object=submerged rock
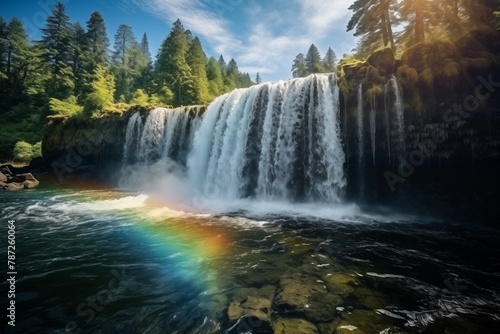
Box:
[272,317,319,334]
[273,273,343,322]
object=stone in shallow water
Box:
[336,309,399,333]
[228,296,272,322]
[351,287,391,309]
[323,273,358,296]
[273,273,343,322]
[227,285,276,330]
[272,317,319,334]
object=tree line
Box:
[0,1,255,115]
[0,1,255,161]
[291,45,337,78]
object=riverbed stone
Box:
[272,317,319,334]
[273,273,343,322]
[351,287,391,309]
[323,273,357,296]
[336,309,391,333]
[228,296,271,322]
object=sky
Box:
[1,0,357,82]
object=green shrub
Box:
[13,141,33,162]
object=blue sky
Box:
[1,0,357,82]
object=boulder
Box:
[273,273,343,323]
[0,167,40,191]
[366,48,395,76]
[272,317,319,334]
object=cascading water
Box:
[369,96,376,165]
[123,112,143,165]
[383,81,392,162]
[357,84,364,164]
[389,75,405,152]
[122,107,203,167]
[188,74,346,203]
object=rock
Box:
[351,288,391,310]
[227,286,275,330]
[225,316,274,334]
[273,273,343,322]
[0,170,40,191]
[342,62,367,82]
[323,273,357,296]
[401,40,460,74]
[0,165,13,176]
[272,317,319,334]
[2,182,23,191]
[366,48,395,76]
[336,310,390,333]
[228,296,272,323]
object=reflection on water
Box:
[1,188,500,333]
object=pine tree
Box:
[347,0,396,53]
[186,36,209,103]
[238,72,253,88]
[0,17,8,81]
[206,56,224,97]
[218,55,227,74]
[0,18,33,101]
[255,72,261,84]
[323,47,337,72]
[111,24,137,101]
[39,1,74,99]
[71,23,90,99]
[156,19,194,106]
[305,44,323,74]
[291,53,307,78]
[86,11,108,66]
[140,32,151,61]
[225,58,239,89]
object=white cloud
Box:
[130,0,242,56]
[297,0,353,36]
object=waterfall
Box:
[122,107,203,167]
[357,84,364,164]
[389,75,405,152]
[383,82,391,162]
[188,74,346,203]
[369,96,377,165]
[123,112,143,165]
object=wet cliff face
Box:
[42,108,149,185]
[339,28,500,223]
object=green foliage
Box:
[186,36,210,103]
[84,64,115,113]
[13,141,34,162]
[206,56,225,96]
[347,0,396,54]
[156,19,193,105]
[39,1,74,99]
[32,141,42,159]
[323,47,337,72]
[305,44,323,74]
[49,96,83,116]
[131,89,149,106]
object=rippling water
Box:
[1,187,500,333]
